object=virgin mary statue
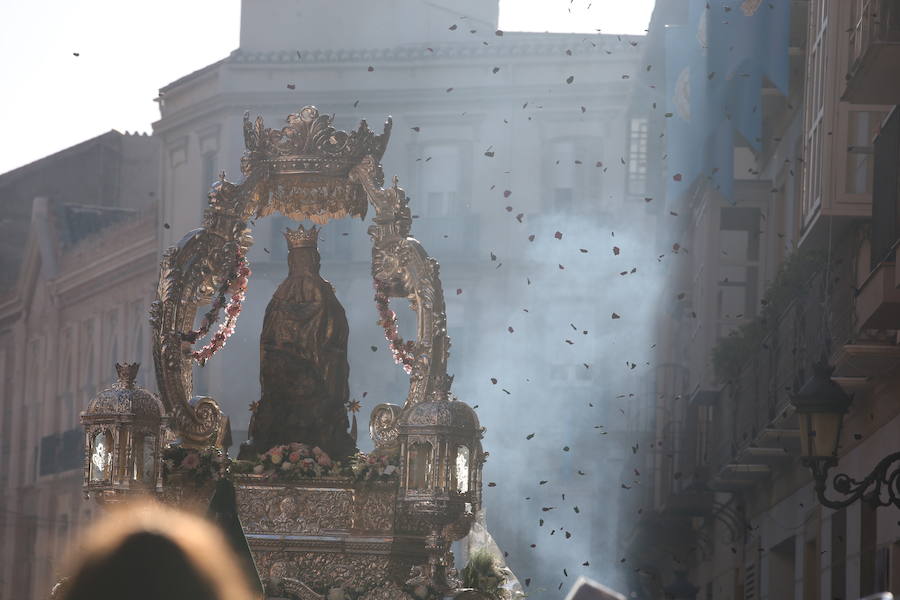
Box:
[239,224,356,461]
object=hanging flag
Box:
[664,23,703,203]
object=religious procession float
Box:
[77,104,523,600]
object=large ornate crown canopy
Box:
[239,105,392,224]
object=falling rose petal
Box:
[505,206,513,212]
[566,75,575,84]
[516,213,524,222]
[370,346,378,352]
[526,433,535,439]
[611,312,621,319]
[488,482,496,487]
[411,126,420,132]
[368,66,375,72]
[496,29,504,36]
[449,24,458,30]
[580,248,588,253]
[492,66,500,74]
[491,378,498,384]
[554,231,563,240]
[446,87,454,93]
[508,326,514,333]
[287,83,296,90]
[612,246,620,255]
[673,173,683,181]
[456,288,463,295]
[559,264,565,270]
[503,190,512,198]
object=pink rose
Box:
[316,453,332,468]
[180,453,200,470]
[301,458,316,470]
[289,451,301,463]
[269,451,283,465]
[289,443,310,457]
[312,446,323,457]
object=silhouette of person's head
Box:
[60,500,257,600]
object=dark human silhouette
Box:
[241,224,356,461]
[58,501,258,600]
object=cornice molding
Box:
[229,36,643,65]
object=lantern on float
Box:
[81,363,167,502]
[398,393,485,591]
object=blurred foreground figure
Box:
[564,576,626,600]
[58,501,258,600]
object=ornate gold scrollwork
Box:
[152,105,452,449]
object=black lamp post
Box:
[791,361,900,509]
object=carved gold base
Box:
[233,475,427,599]
[158,476,218,514]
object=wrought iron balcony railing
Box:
[845,0,900,103]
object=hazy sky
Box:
[0,0,653,174]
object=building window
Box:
[717,206,762,339]
[549,140,577,213]
[801,0,829,221]
[831,508,847,600]
[201,151,218,219]
[768,537,796,600]
[845,109,887,195]
[418,144,461,218]
[627,117,649,196]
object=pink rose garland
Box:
[184,250,251,365]
[373,279,416,373]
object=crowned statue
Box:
[239,224,357,461]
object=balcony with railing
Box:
[706,246,857,491]
[844,0,900,104]
[857,107,900,332]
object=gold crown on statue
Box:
[283,224,319,249]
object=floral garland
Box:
[162,445,227,486]
[182,250,251,365]
[249,443,337,478]
[373,279,416,373]
[230,444,400,483]
[347,451,400,483]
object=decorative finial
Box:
[283,224,319,249]
[114,363,140,388]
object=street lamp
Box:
[791,361,900,509]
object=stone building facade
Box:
[623,1,900,599]
[0,132,159,599]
